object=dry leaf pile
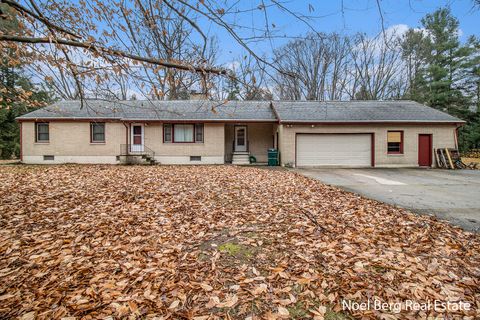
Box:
[0,165,479,319]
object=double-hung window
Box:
[35,122,49,142]
[195,124,204,142]
[90,122,106,143]
[387,131,403,154]
[163,123,204,143]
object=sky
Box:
[206,0,480,65]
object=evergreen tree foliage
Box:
[0,3,54,159]
[401,7,480,151]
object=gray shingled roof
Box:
[17,100,277,121]
[273,100,463,123]
[17,99,463,123]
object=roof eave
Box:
[16,117,123,122]
[279,120,465,124]
[16,117,278,123]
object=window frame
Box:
[35,122,50,143]
[195,123,204,143]
[387,130,404,154]
[90,122,106,143]
[163,124,172,143]
[163,123,204,143]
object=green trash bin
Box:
[268,148,278,166]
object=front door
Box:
[418,134,432,167]
[131,124,144,153]
[234,126,247,152]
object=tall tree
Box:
[0,3,53,158]
[348,32,405,100]
[273,33,351,101]
[400,29,431,102]
[462,36,480,112]
[420,7,470,117]
[457,36,480,151]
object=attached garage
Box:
[296,133,373,167]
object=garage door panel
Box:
[296,134,371,167]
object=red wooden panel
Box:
[133,135,142,144]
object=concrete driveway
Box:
[295,168,480,232]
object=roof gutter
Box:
[124,119,277,123]
[280,120,465,125]
[17,118,278,123]
[16,117,123,122]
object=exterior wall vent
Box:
[43,155,55,161]
[190,156,201,161]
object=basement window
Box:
[190,156,201,161]
[387,131,403,154]
[43,155,54,161]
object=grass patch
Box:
[287,302,309,319]
[325,308,350,320]
[218,242,253,258]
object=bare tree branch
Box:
[1,0,80,39]
[0,34,228,75]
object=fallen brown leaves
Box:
[0,165,478,319]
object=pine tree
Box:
[463,36,480,112]
[401,29,431,102]
[457,36,480,151]
[0,3,53,159]
[421,8,470,117]
[226,77,240,101]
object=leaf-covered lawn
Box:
[0,165,478,319]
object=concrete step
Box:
[232,152,250,165]
[233,155,250,160]
[232,160,250,165]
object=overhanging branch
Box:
[0,34,229,75]
[1,0,80,39]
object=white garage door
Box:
[296,134,372,167]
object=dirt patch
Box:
[0,159,20,165]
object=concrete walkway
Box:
[294,168,480,232]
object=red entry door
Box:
[418,134,432,167]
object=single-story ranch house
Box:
[16,100,464,167]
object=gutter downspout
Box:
[19,121,23,162]
[454,127,458,150]
[269,102,282,165]
[454,124,462,151]
[123,121,129,155]
[454,121,466,151]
